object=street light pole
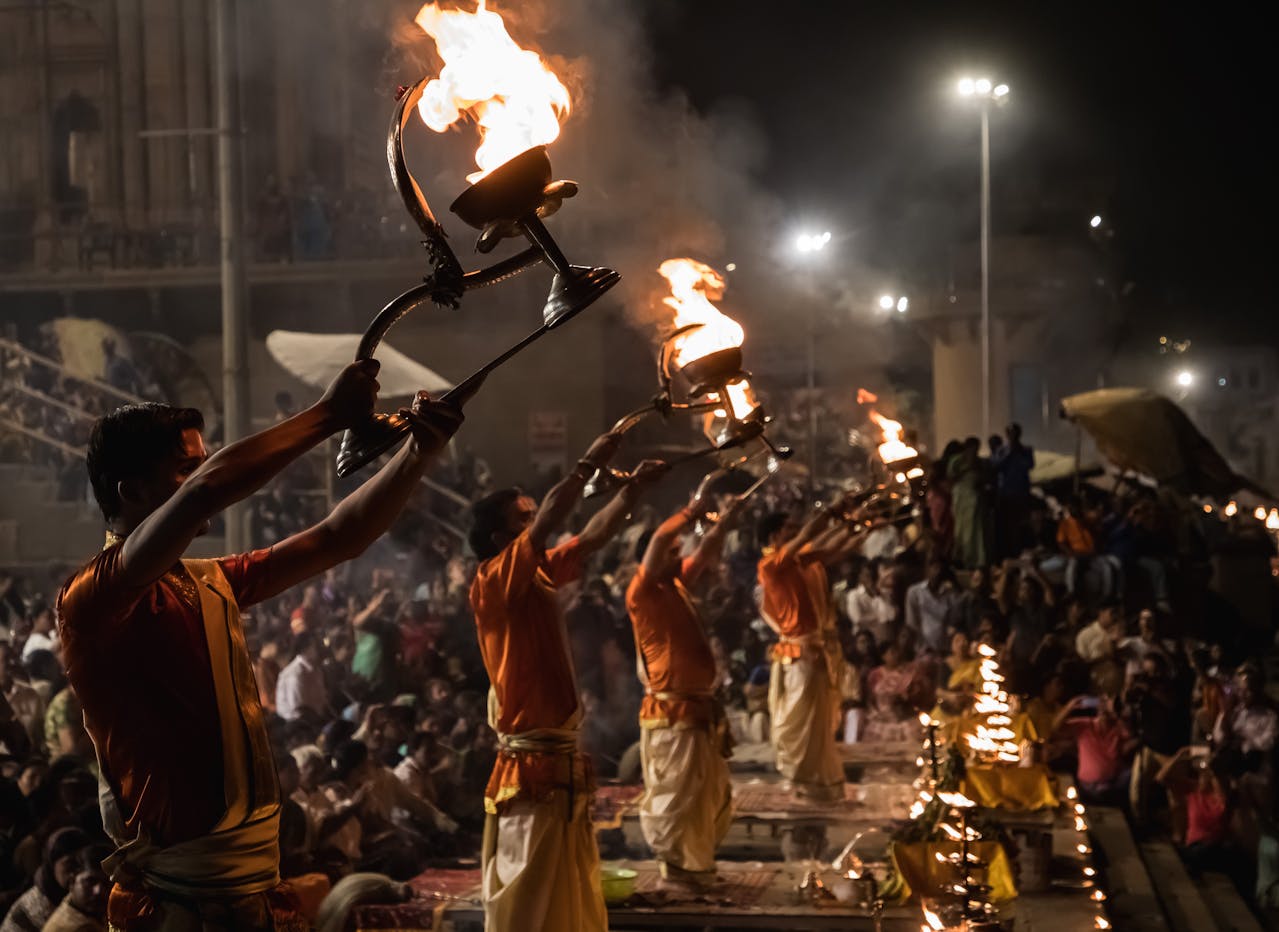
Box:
[806,305,818,494]
[979,101,991,441]
[215,0,249,553]
[793,230,831,496]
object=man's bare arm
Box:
[528,431,622,552]
[684,496,744,584]
[578,460,667,556]
[248,396,464,602]
[641,502,698,578]
[779,507,832,562]
[119,361,379,587]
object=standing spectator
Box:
[276,632,328,722]
[949,438,990,569]
[904,558,960,655]
[1124,653,1186,824]
[254,176,292,262]
[845,560,897,647]
[99,339,140,396]
[351,589,398,703]
[925,456,955,561]
[992,423,1034,559]
[1004,567,1055,690]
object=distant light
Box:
[957,77,976,97]
[725,262,737,272]
[1218,377,1227,387]
[975,78,993,95]
[879,295,895,310]
[795,231,831,254]
[1257,507,1269,522]
[1225,501,1238,517]
[1175,370,1194,388]
[896,296,909,313]
[1090,215,1103,229]
[993,83,1010,97]
[1158,336,1168,345]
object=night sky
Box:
[643,2,1275,343]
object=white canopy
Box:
[266,330,452,398]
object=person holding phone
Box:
[1053,695,1139,804]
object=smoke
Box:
[378,0,781,337]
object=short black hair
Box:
[86,403,204,521]
[757,511,790,547]
[469,487,523,561]
[293,631,321,656]
[330,739,369,782]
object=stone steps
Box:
[1139,840,1221,932]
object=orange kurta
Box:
[471,530,589,813]
[626,563,719,730]
[57,544,278,846]
[757,547,830,662]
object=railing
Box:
[0,415,85,460]
[0,337,147,407]
[0,198,421,276]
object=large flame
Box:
[414,1,571,184]
[658,258,756,422]
[868,409,919,465]
[659,259,744,366]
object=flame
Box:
[868,410,918,464]
[1255,507,1268,522]
[922,906,946,931]
[414,1,571,184]
[660,259,743,365]
[857,387,880,405]
[658,258,757,423]
[937,791,977,809]
[1225,501,1238,517]
[1268,509,1279,531]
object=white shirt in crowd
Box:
[20,630,57,660]
[905,581,960,654]
[846,585,897,646]
[1075,620,1115,663]
[275,654,326,721]
[1215,705,1279,756]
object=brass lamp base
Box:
[336,412,410,479]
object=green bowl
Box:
[600,867,637,904]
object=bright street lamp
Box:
[956,75,1009,439]
[1175,370,1194,388]
[796,230,831,254]
[1090,214,1103,229]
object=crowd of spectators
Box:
[4,404,1279,927]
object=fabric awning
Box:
[266,330,452,398]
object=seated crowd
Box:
[2,423,1279,928]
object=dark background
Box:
[642,1,1276,343]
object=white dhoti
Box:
[639,724,732,881]
[482,786,607,932]
[769,650,845,799]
